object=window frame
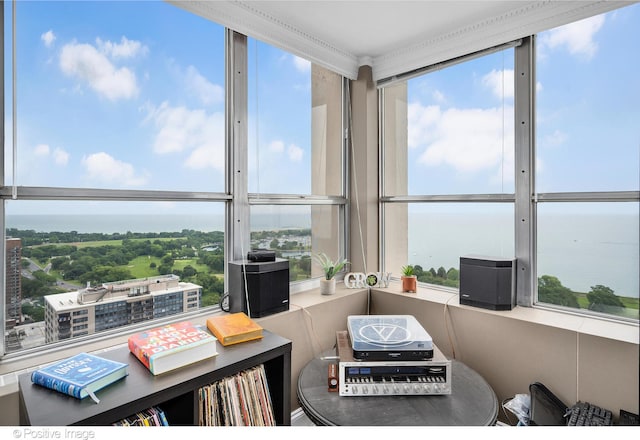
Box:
[379,33,640,322]
[0,13,348,358]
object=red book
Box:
[128,321,217,375]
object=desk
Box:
[297,351,498,426]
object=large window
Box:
[381,4,639,321]
[1,1,347,357]
[534,6,639,319]
[382,46,516,284]
[247,39,347,282]
[2,1,227,355]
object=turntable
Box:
[347,315,433,361]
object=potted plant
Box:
[313,252,348,295]
[401,265,417,293]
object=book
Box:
[206,312,263,347]
[128,321,218,375]
[30,352,128,404]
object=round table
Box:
[297,351,498,426]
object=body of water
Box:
[6,213,638,298]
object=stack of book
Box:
[198,364,275,426]
[112,406,169,426]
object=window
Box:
[1,2,348,357]
[380,4,639,322]
[247,39,347,282]
[381,46,516,283]
[2,1,228,355]
[534,5,640,320]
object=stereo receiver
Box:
[336,330,451,397]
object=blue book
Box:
[31,352,128,404]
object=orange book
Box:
[206,312,263,347]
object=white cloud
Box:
[81,152,148,186]
[482,69,514,100]
[34,144,50,156]
[53,148,70,165]
[269,140,285,153]
[288,143,303,162]
[33,144,69,166]
[59,42,139,101]
[292,55,311,73]
[144,101,225,171]
[184,66,224,106]
[409,102,514,178]
[539,14,605,60]
[407,102,441,149]
[96,36,148,59]
[41,30,56,48]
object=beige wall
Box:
[369,287,640,421]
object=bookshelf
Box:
[18,330,292,426]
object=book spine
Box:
[128,339,153,372]
[31,371,82,399]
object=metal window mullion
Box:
[381,194,516,203]
[227,30,249,264]
[535,191,640,203]
[514,36,535,307]
[247,193,347,205]
[0,186,231,201]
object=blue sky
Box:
[4,0,312,199]
[3,1,639,214]
[406,4,639,196]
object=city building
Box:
[44,275,201,343]
[5,238,22,328]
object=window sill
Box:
[371,282,639,345]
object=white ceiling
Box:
[171,1,633,81]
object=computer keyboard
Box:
[565,401,613,426]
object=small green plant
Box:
[313,252,348,280]
[401,265,415,277]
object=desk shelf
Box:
[19,330,291,426]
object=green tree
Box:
[538,275,579,308]
[446,268,459,281]
[587,285,625,313]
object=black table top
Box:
[297,350,498,426]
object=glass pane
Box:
[536,4,640,192]
[5,200,225,352]
[537,202,639,320]
[384,203,514,286]
[250,204,343,281]
[383,48,515,196]
[248,39,343,195]
[9,1,225,192]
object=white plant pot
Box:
[320,278,336,295]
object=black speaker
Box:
[459,255,516,310]
[228,258,290,318]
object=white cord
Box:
[239,220,251,317]
[346,80,367,275]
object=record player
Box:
[347,315,433,361]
